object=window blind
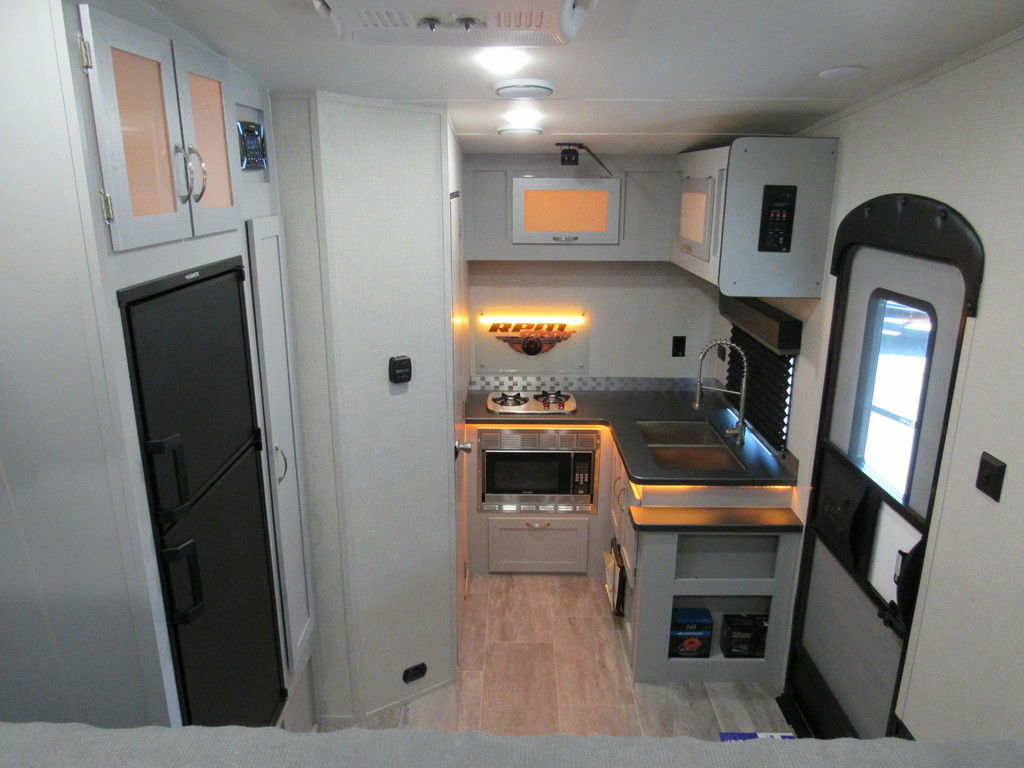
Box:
[724,325,795,453]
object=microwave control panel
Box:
[572,453,592,496]
[757,184,797,252]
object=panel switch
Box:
[975,451,1006,502]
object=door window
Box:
[851,293,935,500]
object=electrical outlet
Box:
[672,336,686,357]
[976,452,1006,502]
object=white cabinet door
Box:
[81,6,192,250]
[173,41,240,237]
[488,516,589,573]
[80,7,238,250]
[247,215,314,679]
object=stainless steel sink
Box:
[648,445,745,471]
[636,420,722,446]
[635,420,746,471]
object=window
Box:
[851,293,935,500]
[725,326,795,453]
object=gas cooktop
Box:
[486,390,578,415]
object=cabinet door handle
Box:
[187,145,208,203]
[174,144,195,203]
[525,521,552,529]
[612,476,623,513]
[274,444,289,484]
[552,235,579,242]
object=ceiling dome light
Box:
[497,125,543,136]
[494,78,555,98]
[818,65,869,81]
[503,107,543,127]
[476,47,530,75]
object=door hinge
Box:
[78,35,93,72]
[99,190,114,224]
[254,427,264,451]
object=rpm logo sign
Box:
[487,321,577,356]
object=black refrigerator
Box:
[119,257,285,726]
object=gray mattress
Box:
[1,723,1022,768]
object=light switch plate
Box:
[976,451,1006,502]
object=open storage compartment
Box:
[675,534,779,579]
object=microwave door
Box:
[485,451,573,497]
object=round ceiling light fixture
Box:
[476,47,530,75]
[497,125,543,135]
[818,65,869,81]
[494,78,555,99]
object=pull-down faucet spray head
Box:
[693,339,749,445]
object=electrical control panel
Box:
[237,121,267,170]
[758,185,797,252]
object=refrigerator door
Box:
[120,258,284,726]
[123,265,258,511]
[161,444,283,725]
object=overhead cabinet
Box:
[464,154,679,261]
[512,177,621,244]
[673,137,838,297]
[80,6,240,251]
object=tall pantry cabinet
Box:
[272,92,460,721]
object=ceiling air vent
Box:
[333,0,597,46]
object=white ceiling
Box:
[154,0,1024,154]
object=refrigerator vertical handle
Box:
[146,434,192,517]
[161,539,205,624]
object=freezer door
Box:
[123,265,258,509]
[160,445,283,725]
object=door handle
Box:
[552,235,579,242]
[454,441,473,460]
[525,521,551,529]
[174,144,195,203]
[161,539,205,624]
[274,444,289,483]
[186,145,208,203]
[146,434,191,523]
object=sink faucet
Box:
[693,339,748,445]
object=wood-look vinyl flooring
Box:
[349,573,791,738]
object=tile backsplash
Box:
[469,375,689,392]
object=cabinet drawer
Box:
[488,516,589,573]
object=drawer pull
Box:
[525,521,552,529]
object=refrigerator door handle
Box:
[162,539,206,624]
[146,433,191,509]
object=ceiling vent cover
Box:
[333,0,597,45]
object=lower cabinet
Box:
[627,528,801,687]
[488,516,589,573]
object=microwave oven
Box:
[478,428,599,514]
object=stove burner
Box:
[493,392,528,407]
[534,390,570,404]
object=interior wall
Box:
[0,0,163,726]
[776,29,1024,740]
[468,261,719,379]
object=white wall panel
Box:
[469,261,718,378]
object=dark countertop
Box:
[465,388,796,487]
[628,505,802,532]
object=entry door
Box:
[787,195,983,737]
